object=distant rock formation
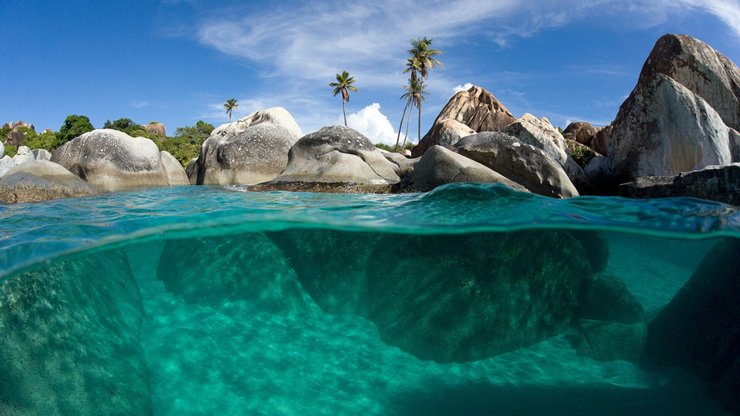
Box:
[190,107,302,185]
[563,122,601,146]
[597,34,740,187]
[144,122,166,137]
[52,129,189,191]
[411,85,516,157]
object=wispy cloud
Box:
[129,100,150,109]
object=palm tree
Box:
[404,37,442,142]
[224,98,238,122]
[395,75,424,151]
[329,70,359,127]
[406,77,427,149]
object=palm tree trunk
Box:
[418,102,422,144]
[395,100,410,151]
[403,104,413,149]
[342,100,347,127]
[228,111,232,122]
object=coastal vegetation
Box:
[329,70,358,127]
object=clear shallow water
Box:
[0,184,738,415]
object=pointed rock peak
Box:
[435,85,515,131]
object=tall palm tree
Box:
[329,71,359,127]
[224,98,238,122]
[407,77,427,149]
[404,37,442,142]
[396,76,425,151]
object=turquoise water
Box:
[0,184,738,415]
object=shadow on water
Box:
[384,379,730,416]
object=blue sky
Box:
[1,0,739,145]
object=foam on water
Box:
[0,184,738,415]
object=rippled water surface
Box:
[0,184,738,415]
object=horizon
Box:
[2,0,739,145]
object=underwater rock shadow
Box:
[384,378,731,416]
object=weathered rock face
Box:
[0,249,151,415]
[454,132,579,198]
[193,107,302,185]
[379,150,419,178]
[5,130,24,147]
[563,122,601,146]
[0,156,15,177]
[618,163,740,205]
[270,125,400,186]
[51,129,188,192]
[12,146,34,165]
[578,274,644,324]
[644,238,740,414]
[403,145,527,193]
[606,74,734,183]
[503,114,590,192]
[412,85,516,157]
[0,140,4,158]
[0,160,94,204]
[32,148,51,161]
[144,122,166,137]
[640,34,740,132]
[577,319,646,362]
[410,119,475,156]
[159,151,189,186]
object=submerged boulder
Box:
[263,125,399,191]
[644,238,740,414]
[454,132,579,198]
[0,249,151,415]
[192,107,302,185]
[51,129,189,191]
[0,160,94,204]
[269,228,599,363]
[403,145,527,193]
[412,85,516,157]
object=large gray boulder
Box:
[192,107,302,185]
[12,146,34,165]
[605,74,734,183]
[159,151,189,186]
[403,145,527,192]
[32,149,51,161]
[618,163,740,205]
[0,249,151,415]
[644,238,740,414]
[454,132,579,198]
[0,160,94,204]
[0,156,15,177]
[412,85,516,157]
[269,125,400,186]
[641,34,740,132]
[51,129,188,192]
[503,114,590,192]
[379,150,419,178]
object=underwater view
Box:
[0,184,738,415]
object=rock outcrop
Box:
[454,132,579,198]
[191,107,302,185]
[644,238,740,414]
[159,151,189,186]
[402,145,527,192]
[12,146,34,165]
[51,129,189,192]
[503,114,590,192]
[144,122,166,137]
[263,126,399,190]
[0,249,152,415]
[597,34,740,187]
[412,86,516,157]
[618,163,740,205]
[0,160,94,204]
[563,122,601,146]
[32,148,51,161]
[0,156,15,177]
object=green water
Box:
[0,184,738,415]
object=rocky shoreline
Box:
[1,33,738,205]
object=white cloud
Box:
[347,103,405,146]
[129,100,150,109]
[453,83,474,93]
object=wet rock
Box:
[454,132,579,198]
[412,85,516,157]
[577,319,647,362]
[619,163,740,205]
[0,250,151,415]
[51,129,188,192]
[0,160,94,204]
[193,107,302,185]
[644,238,740,414]
[402,145,527,193]
[578,273,644,324]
